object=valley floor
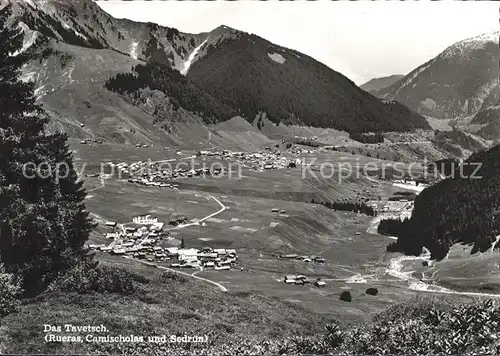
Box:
[75,139,500,314]
[3,139,498,354]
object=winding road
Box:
[136,260,228,292]
[169,195,227,230]
[85,169,230,292]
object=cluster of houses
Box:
[168,247,239,270]
[128,178,180,189]
[283,275,326,287]
[196,149,300,171]
[120,160,224,185]
[88,215,238,270]
[278,254,326,264]
[80,138,103,145]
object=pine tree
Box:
[0,6,95,295]
[180,237,185,249]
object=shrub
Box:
[157,271,187,284]
[49,258,145,295]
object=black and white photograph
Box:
[0,0,499,354]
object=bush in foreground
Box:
[276,298,500,355]
[48,258,148,295]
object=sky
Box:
[96,0,499,85]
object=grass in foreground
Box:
[0,259,333,355]
[1,259,499,355]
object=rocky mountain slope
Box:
[2,0,430,147]
[376,32,499,121]
[360,74,404,93]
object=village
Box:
[93,148,308,188]
[88,214,239,271]
[196,149,301,171]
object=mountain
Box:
[360,74,404,93]
[470,106,500,141]
[376,32,499,121]
[1,0,430,147]
[183,30,430,132]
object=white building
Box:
[133,215,158,224]
[178,248,199,263]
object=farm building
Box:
[149,222,165,231]
[165,247,179,256]
[178,248,199,264]
[105,221,117,227]
[133,215,158,225]
[215,265,230,271]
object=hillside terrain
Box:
[373,32,499,144]
[0,0,430,149]
[360,74,404,93]
[185,31,429,132]
[2,258,500,355]
[1,2,500,353]
[376,32,499,121]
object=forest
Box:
[378,144,500,259]
[348,132,384,144]
[313,199,375,216]
[105,61,238,124]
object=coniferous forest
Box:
[0,8,95,295]
[106,33,430,133]
[378,144,500,260]
[105,61,238,124]
[348,132,384,144]
[186,34,431,132]
[314,200,375,216]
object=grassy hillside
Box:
[2,258,499,355]
[0,257,333,355]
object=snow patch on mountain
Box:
[468,78,499,113]
[440,31,499,60]
[181,39,207,75]
[268,52,286,64]
[130,41,139,60]
[12,22,38,56]
[19,70,37,83]
[395,62,432,96]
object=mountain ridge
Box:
[2,0,430,146]
[360,74,404,93]
[374,31,499,122]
